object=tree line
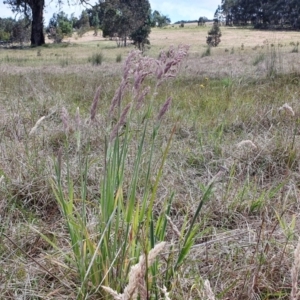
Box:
[217,0,300,29]
[2,0,171,48]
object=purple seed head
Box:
[90,86,101,121]
[110,103,131,141]
[157,97,172,121]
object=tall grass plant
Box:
[47,45,211,299]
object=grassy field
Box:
[1,24,300,299]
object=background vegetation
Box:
[219,0,300,28]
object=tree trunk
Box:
[30,0,45,46]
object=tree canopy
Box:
[150,10,171,27]
[46,12,73,43]
[96,0,151,47]
[198,16,208,26]
[220,0,300,29]
[206,20,221,47]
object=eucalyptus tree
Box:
[3,0,89,46]
[100,0,150,46]
[151,10,171,27]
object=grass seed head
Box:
[101,286,123,300]
[166,215,181,238]
[109,79,127,116]
[90,86,101,121]
[121,242,167,300]
[236,139,257,149]
[278,103,295,116]
[160,286,171,300]
[157,97,172,121]
[61,107,69,133]
[203,279,216,300]
[110,103,131,141]
[29,116,46,136]
[136,86,151,109]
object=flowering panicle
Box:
[278,103,295,116]
[108,45,189,118]
[157,97,172,121]
[158,50,168,64]
[29,116,46,136]
[136,86,151,110]
[166,215,181,238]
[155,66,164,81]
[90,86,101,121]
[203,280,216,300]
[102,242,167,300]
[61,107,69,133]
[123,50,140,80]
[110,103,131,141]
[109,79,128,116]
[160,286,171,300]
[101,286,122,300]
[133,70,151,91]
[156,44,190,83]
[132,56,155,89]
[163,60,177,75]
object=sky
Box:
[0,0,221,24]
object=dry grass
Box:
[2,24,300,65]
[1,23,300,299]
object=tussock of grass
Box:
[88,52,104,65]
[253,52,265,65]
[116,53,122,63]
[201,46,211,57]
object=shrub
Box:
[47,13,73,44]
[206,21,221,47]
[0,30,11,42]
